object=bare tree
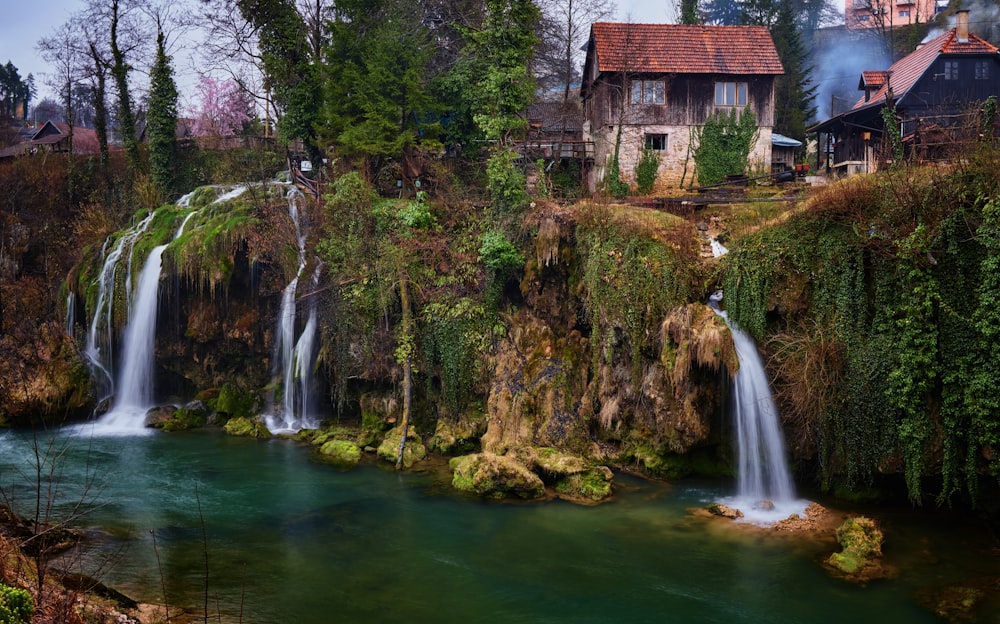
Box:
[37,22,87,199]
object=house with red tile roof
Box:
[810,10,1000,175]
[580,22,784,191]
[0,120,101,159]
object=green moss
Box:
[377,426,427,468]
[826,516,884,576]
[158,406,207,432]
[223,416,271,439]
[554,467,614,502]
[318,440,362,465]
[214,384,258,420]
[449,453,545,500]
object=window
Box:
[714,81,748,106]
[975,60,990,80]
[944,60,959,80]
[645,134,667,150]
[631,80,665,105]
[898,9,910,17]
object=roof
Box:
[852,29,999,110]
[772,133,803,147]
[859,71,888,89]
[588,22,784,75]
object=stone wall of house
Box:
[588,123,774,192]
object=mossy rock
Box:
[148,401,208,432]
[223,416,271,439]
[311,425,361,447]
[449,453,545,500]
[530,447,589,477]
[318,440,362,466]
[213,384,258,421]
[554,466,614,502]
[826,516,884,577]
[428,417,485,455]
[377,426,427,468]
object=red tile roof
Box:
[590,22,784,75]
[860,71,888,88]
[852,29,999,110]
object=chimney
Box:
[956,9,970,43]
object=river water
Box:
[1,429,996,623]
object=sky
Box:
[0,0,676,107]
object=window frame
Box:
[975,60,990,80]
[645,133,668,151]
[631,79,666,105]
[943,60,959,80]
[714,81,748,107]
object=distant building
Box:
[845,0,947,30]
[0,120,100,160]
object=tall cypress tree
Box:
[147,27,178,195]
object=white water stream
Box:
[710,240,807,524]
[264,187,321,433]
[84,210,198,435]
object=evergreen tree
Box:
[770,0,816,147]
[323,0,440,170]
[148,27,178,195]
[238,0,323,164]
[678,0,701,24]
[463,0,540,219]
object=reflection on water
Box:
[0,430,997,623]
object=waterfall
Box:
[86,210,197,435]
[710,241,806,524]
[84,212,157,403]
[264,188,320,433]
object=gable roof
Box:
[859,70,888,90]
[852,29,999,110]
[588,23,784,76]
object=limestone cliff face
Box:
[480,210,733,472]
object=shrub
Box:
[635,148,661,194]
[0,584,33,624]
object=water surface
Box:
[1,430,996,623]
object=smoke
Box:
[810,28,892,120]
[922,0,1000,44]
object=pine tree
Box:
[770,0,816,148]
[147,27,178,195]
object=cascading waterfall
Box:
[264,187,321,433]
[710,240,806,523]
[84,212,157,403]
[87,210,198,435]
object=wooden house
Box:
[580,22,784,191]
[810,10,1000,175]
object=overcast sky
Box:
[1,0,676,107]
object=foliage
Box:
[534,159,549,198]
[421,297,492,415]
[576,203,699,379]
[324,0,442,163]
[601,155,629,198]
[486,151,529,219]
[238,0,322,162]
[0,584,33,624]
[635,148,661,195]
[397,191,436,229]
[0,61,33,121]
[768,0,816,148]
[148,29,179,195]
[881,104,904,167]
[723,153,1000,504]
[693,107,759,186]
[479,230,524,274]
